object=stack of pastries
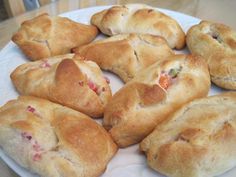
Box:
[0,3,236,177]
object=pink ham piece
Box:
[39,60,51,68]
[21,132,32,141]
[33,153,42,161]
[88,80,98,94]
[26,105,35,113]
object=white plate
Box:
[0,5,232,177]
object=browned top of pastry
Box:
[91,4,185,49]
[12,13,98,60]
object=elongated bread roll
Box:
[0,96,117,177]
[141,92,236,177]
[103,54,210,147]
[91,4,185,49]
[12,13,98,60]
[73,33,174,82]
[10,54,111,118]
[187,21,236,90]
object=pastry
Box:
[12,13,98,61]
[91,4,185,49]
[10,54,111,118]
[0,96,117,177]
[141,92,236,177]
[187,20,236,90]
[103,54,210,147]
[73,33,174,82]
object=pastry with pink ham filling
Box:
[0,96,117,177]
[103,54,210,147]
[10,54,112,118]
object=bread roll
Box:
[187,21,236,90]
[12,13,98,61]
[73,33,174,82]
[103,54,210,147]
[10,54,111,118]
[141,92,236,177]
[0,96,117,177]
[91,4,185,49]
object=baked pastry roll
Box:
[103,54,210,147]
[187,21,236,90]
[10,54,111,118]
[140,92,236,177]
[0,96,117,177]
[12,13,98,61]
[73,33,174,82]
[91,4,185,49]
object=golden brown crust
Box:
[0,96,117,177]
[10,54,111,118]
[140,92,236,177]
[186,20,236,90]
[91,4,185,49]
[103,54,210,147]
[73,33,174,82]
[12,13,98,61]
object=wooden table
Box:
[0,0,235,176]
